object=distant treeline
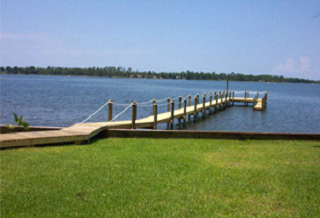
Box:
[1,66,319,84]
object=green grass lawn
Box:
[1,138,320,217]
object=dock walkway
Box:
[1,91,267,148]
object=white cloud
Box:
[273,56,319,80]
[300,56,311,71]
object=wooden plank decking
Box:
[0,95,266,148]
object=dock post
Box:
[178,96,182,125]
[223,91,226,109]
[196,93,199,117]
[171,100,174,129]
[214,91,217,113]
[218,91,221,111]
[265,91,268,106]
[183,98,187,127]
[194,96,197,121]
[209,92,212,114]
[167,97,170,129]
[132,101,137,129]
[153,103,157,129]
[152,99,156,116]
[225,90,228,107]
[188,95,191,120]
[232,91,234,105]
[202,93,206,118]
[244,91,247,106]
[108,99,113,121]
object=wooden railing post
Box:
[131,101,137,129]
[170,100,174,129]
[214,91,217,112]
[178,96,182,125]
[152,99,156,116]
[222,91,226,109]
[108,99,113,121]
[202,93,206,118]
[167,97,170,129]
[194,96,197,121]
[183,98,187,127]
[232,91,234,105]
[209,92,212,114]
[264,91,268,109]
[153,103,157,129]
[218,91,222,110]
[196,93,199,117]
[188,95,191,120]
[226,90,228,107]
[244,91,247,106]
[265,91,268,105]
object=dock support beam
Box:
[132,101,137,129]
[167,97,170,129]
[194,97,197,121]
[202,93,206,118]
[108,99,113,121]
[232,91,234,105]
[209,92,212,114]
[153,103,157,129]
[183,98,187,127]
[188,95,191,120]
[218,91,222,110]
[171,100,174,129]
[196,93,199,117]
[214,92,217,113]
[178,96,182,125]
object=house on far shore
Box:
[152,75,157,79]
[176,75,181,80]
[129,74,142,79]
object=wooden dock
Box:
[0,91,267,148]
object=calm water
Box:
[1,74,319,133]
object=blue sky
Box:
[1,0,320,80]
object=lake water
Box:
[1,74,319,133]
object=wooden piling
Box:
[152,99,156,116]
[219,91,222,110]
[171,100,174,129]
[245,91,247,105]
[209,92,212,114]
[153,103,157,129]
[183,98,187,127]
[108,99,113,121]
[131,101,137,129]
[188,95,191,120]
[223,91,226,109]
[196,93,199,117]
[202,93,206,118]
[232,91,234,105]
[194,97,197,121]
[214,92,217,112]
[178,96,182,125]
[167,97,170,129]
[265,91,268,106]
